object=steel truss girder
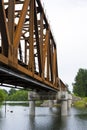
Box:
[0,0,66,91]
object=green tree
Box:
[8,88,16,95]
[73,68,87,97]
[7,89,28,101]
[0,89,5,102]
[2,89,8,99]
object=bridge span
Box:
[0,0,72,116]
[0,0,66,92]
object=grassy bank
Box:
[73,97,87,109]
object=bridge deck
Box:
[0,56,58,92]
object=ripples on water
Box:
[0,105,87,130]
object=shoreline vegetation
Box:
[1,100,60,107]
[1,101,44,107]
[1,95,87,109]
[73,96,87,109]
[1,88,87,109]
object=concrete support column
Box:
[61,91,68,116]
[67,94,72,109]
[28,91,36,116]
[61,100,67,116]
[67,99,72,109]
[49,100,54,108]
[29,100,35,116]
[56,91,61,100]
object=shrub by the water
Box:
[74,97,87,108]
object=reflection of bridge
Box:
[0,0,72,116]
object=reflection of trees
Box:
[0,108,3,129]
[77,114,87,120]
[0,109,2,117]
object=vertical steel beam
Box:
[42,30,49,79]
[47,29,50,81]
[53,48,55,85]
[8,0,15,44]
[50,40,53,83]
[28,0,34,73]
[55,49,57,87]
[0,0,10,57]
[53,48,57,86]
[40,13,44,78]
[8,0,15,63]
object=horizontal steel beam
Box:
[0,65,58,92]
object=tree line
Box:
[0,88,28,102]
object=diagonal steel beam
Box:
[13,0,31,48]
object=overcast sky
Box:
[42,0,87,91]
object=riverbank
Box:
[73,97,87,109]
[1,101,43,107]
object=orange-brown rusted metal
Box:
[0,0,66,91]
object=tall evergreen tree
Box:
[73,68,87,97]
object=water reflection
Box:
[77,114,87,120]
[29,116,35,130]
[34,108,61,130]
[0,105,87,130]
[0,109,2,118]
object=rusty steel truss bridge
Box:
[0,0,66,92]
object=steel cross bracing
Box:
[0,0,66,92]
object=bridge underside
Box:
[0,0,66,92]
[0,63,58,92]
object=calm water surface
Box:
[0,104,87,130]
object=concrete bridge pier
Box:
[56,91,68,116]
[28,91,37,116]
[29,100,35,116]
[67,94,72,109]
[60,91,68,116]
[61,99,67,116]
[49,100,54,108]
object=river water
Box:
[0,104,87,130]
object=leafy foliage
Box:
[7,89,28,101]
[8,88,16,96]
[73,97,87,108]
[0,89,5,102]
[0,88,28,101]
[73,68,87,97]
